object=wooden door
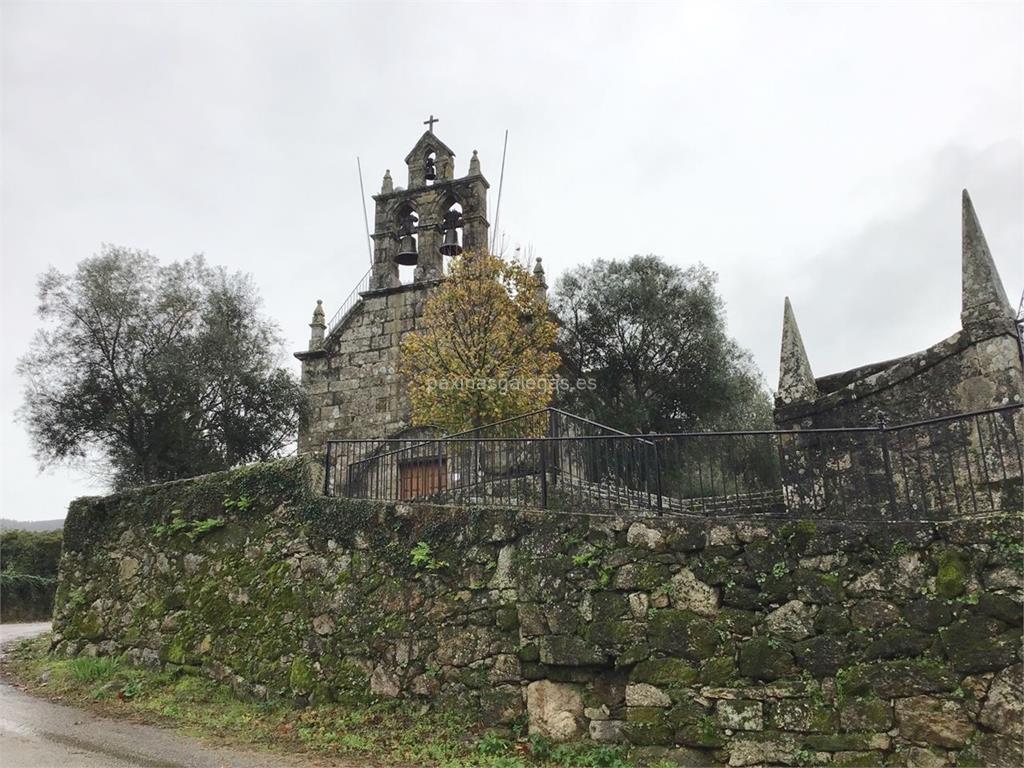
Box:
[399,458,448,499]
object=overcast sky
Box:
[2,1,1022,522]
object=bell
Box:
[439,227,462,257]
[424,157,436,181]
[396,234,418,266]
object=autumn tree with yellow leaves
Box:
[400,250,561,434]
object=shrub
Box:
[1,529,62,622]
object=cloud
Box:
[774,141,1023,380]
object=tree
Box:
[400,250,561,434]
[17,246,303,489]
[553,255,771,433]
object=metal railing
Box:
[325,267,372,339]
[324,405,1023,521]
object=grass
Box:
[2,634,661,768]
[68,656,123,683]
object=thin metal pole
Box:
[540,439,549,509]
[490,129,508,253]
[878,417,898,519]
[357,156,373,266]
[655,440,664,513]
[323,442,331,496]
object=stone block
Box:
[669,568,719,617]
[589,719,625,742]
[624,706,673,746]
[715,699,763,731]
[904,746,948,768]
[626,522,665,551]
[940,619,1019,674]
[850,600,900,630]
[768,698,836,733]
[978,664,1023,736]
[537,635,607,666]
[648,610,719,661]
[765,599,816,641]
[526,680,584,741]
[895,695,973,748]
[626,683,672,708]
[727,733,798,766]
[737,637,795,682]
[839,697,893,732]
[631,658,699,688]
[613,562,669,591]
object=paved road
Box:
[0,623,356,768]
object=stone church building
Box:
[295,123,1021,523]
[295,124,511,455]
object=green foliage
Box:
[222,495,253,512]
[401,249,561,433]
[890,539,910,556]
[477,732,511,756]
[571,549,598,568]
[697,714,718,740]
[68,655,122,682]
[410,541,448,571]
[1,529,62,622]
[1,529,62,575]
[992,526,1024,558]
[528,733,553,761]
[571,543,611,589]
[17,246,303,489]
[794,749,815,766]
[152,509,225,542]
[553,255,771,433]
[552,744,629,767]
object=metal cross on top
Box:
[423,114,439,133]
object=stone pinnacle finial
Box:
[533,258,547,302]
[381,170,393,194]
[777,297,817,404]
[309,299,326,351]
[469,150,481,176]
[533,257,547,286]
[961,189,1013,327]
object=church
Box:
[295,121,1022,519]
[294,121,528,455]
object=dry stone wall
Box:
[53,459,1023,766]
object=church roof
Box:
[404,131,456,164]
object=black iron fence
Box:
[323,405,1023,521]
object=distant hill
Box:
[0,518,64,532]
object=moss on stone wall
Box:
[51,460,1024,766]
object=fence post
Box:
[323,442,331,496]
[878,417,898,519]
[655,439,664,513]
[539,436,549,509]
[436,439,444,500]
[548,409,559,491]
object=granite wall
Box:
[775,190,1023,430]
[53,459,1023,766]
[295,282,435,455]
